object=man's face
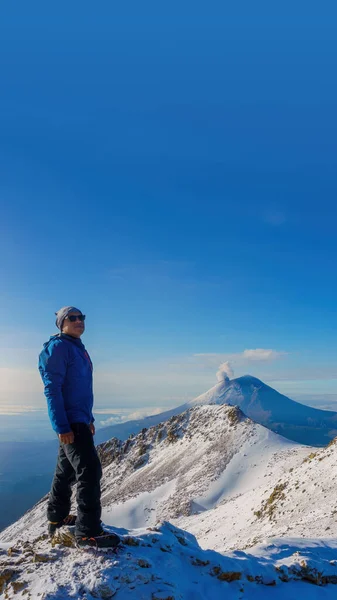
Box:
[62,310,85,338]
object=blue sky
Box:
[1,1,337,417]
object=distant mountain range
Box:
[96,374,337,447]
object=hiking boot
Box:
[48,515,77,536]
[76,529,120,549]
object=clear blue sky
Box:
[1,1,337,412]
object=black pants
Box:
[47,423,102,537]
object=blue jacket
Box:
[38,334,94,434]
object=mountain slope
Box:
[0,404,309,544]
[2,405,337,597]
[2,372,335,534]
[177,432,337,554]
[98,405,308,530]
[5,401,337,556]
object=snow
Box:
[176,434,337,555]
[101,479,177,529]
[0,542,12,550]
[193,427,295,510]
[2,391,337,597]
[1,523,337,598]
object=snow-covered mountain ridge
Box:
[1,404,309,546]
[1,373,333,536]
[97,404,309,530]
[2,401,337,597]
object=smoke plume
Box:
[216,361,234,382]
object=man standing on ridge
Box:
[38,306,120,549]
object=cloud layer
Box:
[195,348,286,368]
[99,407,166,427]
[0,347,287,409]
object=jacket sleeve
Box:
[38,341,71,434]
[87,352,95,424]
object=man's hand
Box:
[89,422,95,436]
[58,431,74,444]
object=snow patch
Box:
[102,479,177,529]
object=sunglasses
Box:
[67,314,86,322]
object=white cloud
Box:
[194,349,286,366]
[99,414,130,427]
[127,407,166,420]
[242,349,286,361]
[99,407,166,427]
[94,408,131,415]
[0,405,42,416]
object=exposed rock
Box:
[254,482,288,520]
[92,582,117,598]
[210,566,241,581]
[137,559,151,568]
[0,568,19,594]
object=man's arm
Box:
[38,341,73,441]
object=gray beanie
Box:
[55,306,82,330]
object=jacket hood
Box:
[43,333,85,350]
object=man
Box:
[38,306,120,549]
